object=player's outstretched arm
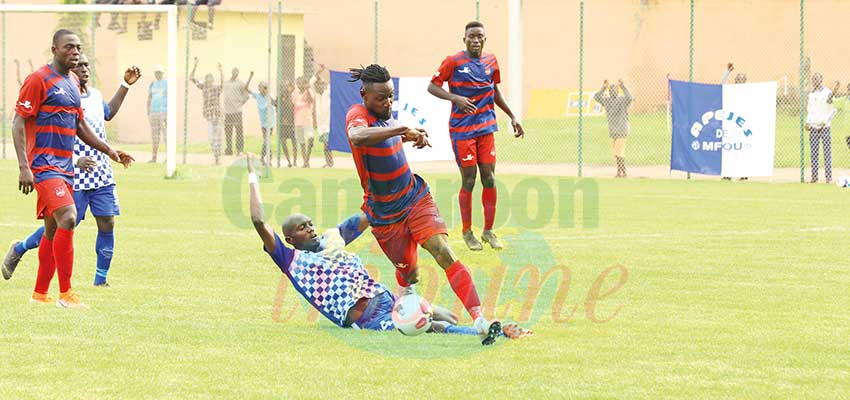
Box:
[244,71,254,92]
[11,115,34,195]
[349,126,430,149]
[106,65,142,121]
[494,85,525,138]
[247,154,276,251]
[77,119,134,168]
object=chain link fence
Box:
[2,0,848,183]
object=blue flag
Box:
[670,79,777,177]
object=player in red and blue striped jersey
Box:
[10,29,133,308]
[345,64,519,345]
[428,21,525,251]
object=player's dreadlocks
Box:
[348,64,391,87]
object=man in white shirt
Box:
[805,72,836,183]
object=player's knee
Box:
[481,174,496,188]
[57,212,77,230]
[96,216,115,232]
[461,175,476,191]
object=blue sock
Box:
[15,226,45,255]
[443,325,479,336]
[94,231,114,285]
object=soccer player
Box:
[244,155,532,338]
[3,53,141,288]
[428,21,525,251]
[345,64,522,345]
[7,29,133,308]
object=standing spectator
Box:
[222,67,251,155]
[805,72,836,184]
[278,80,296,168]
[292,76,316,168]
[250,81,277,166]
[147,64,167,163]
[594,79,632,178]
[190,57,224,165]
[311,64,332,167]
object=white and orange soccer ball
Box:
[391,293,433,336]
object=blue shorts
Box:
[352,290,396,331]
[74,184,120,222]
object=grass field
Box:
[103,112,850,168]
[1,159,849,398]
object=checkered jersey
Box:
[74,88,114,191]
[265,223,386,327]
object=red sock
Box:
[34,236,56,294]
[445,260,482,320]
[482,187,497,231]
[459,188,472,232]
[53,228,75,293]
[395,269,410,288]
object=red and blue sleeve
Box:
[430,56,455,86]
[492,57,501,85]
[345,106,370,135]
[15,74,45,119]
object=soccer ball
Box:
[391,293,433,336]
[836,176,850,188]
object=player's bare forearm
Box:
[106,86,130,121]
[348,126,407,147]
[11,115,29,170]
[248,164,276,251]
[493,85,516,120]
[427,82,455,101]
[77,119,115,157]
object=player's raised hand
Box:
[451,95,477,114]
[18,168,34,195]
[124,65,142,85]
[76,156,97,172]
[511,119,525,138]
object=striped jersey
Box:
[345,104,429,226]
[16,64,83,185]
[431,51,501,140]
[74,87,115,191]
[264,215,388,327]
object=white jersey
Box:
[73,87,115,191]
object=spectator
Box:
[292,76,316,168]
[805,72,836,184]
[190,57,224,165]
[311,64,332,168]
[594,79,632,178]
[278,80,296,168]
[147,64,168,163]
[250,80,277,166]
[223,67,252,155]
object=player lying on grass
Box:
[246,155,531,340]
[4,53,140,288]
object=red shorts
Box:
[371,193,447,270]
[452,133,496,168]
[35,178,75,219]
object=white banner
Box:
[395,77,455,162]
[720,81,777,177]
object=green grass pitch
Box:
[0,160,848,398]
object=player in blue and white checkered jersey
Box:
[246,155,502,336]
[3,54,140,287]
